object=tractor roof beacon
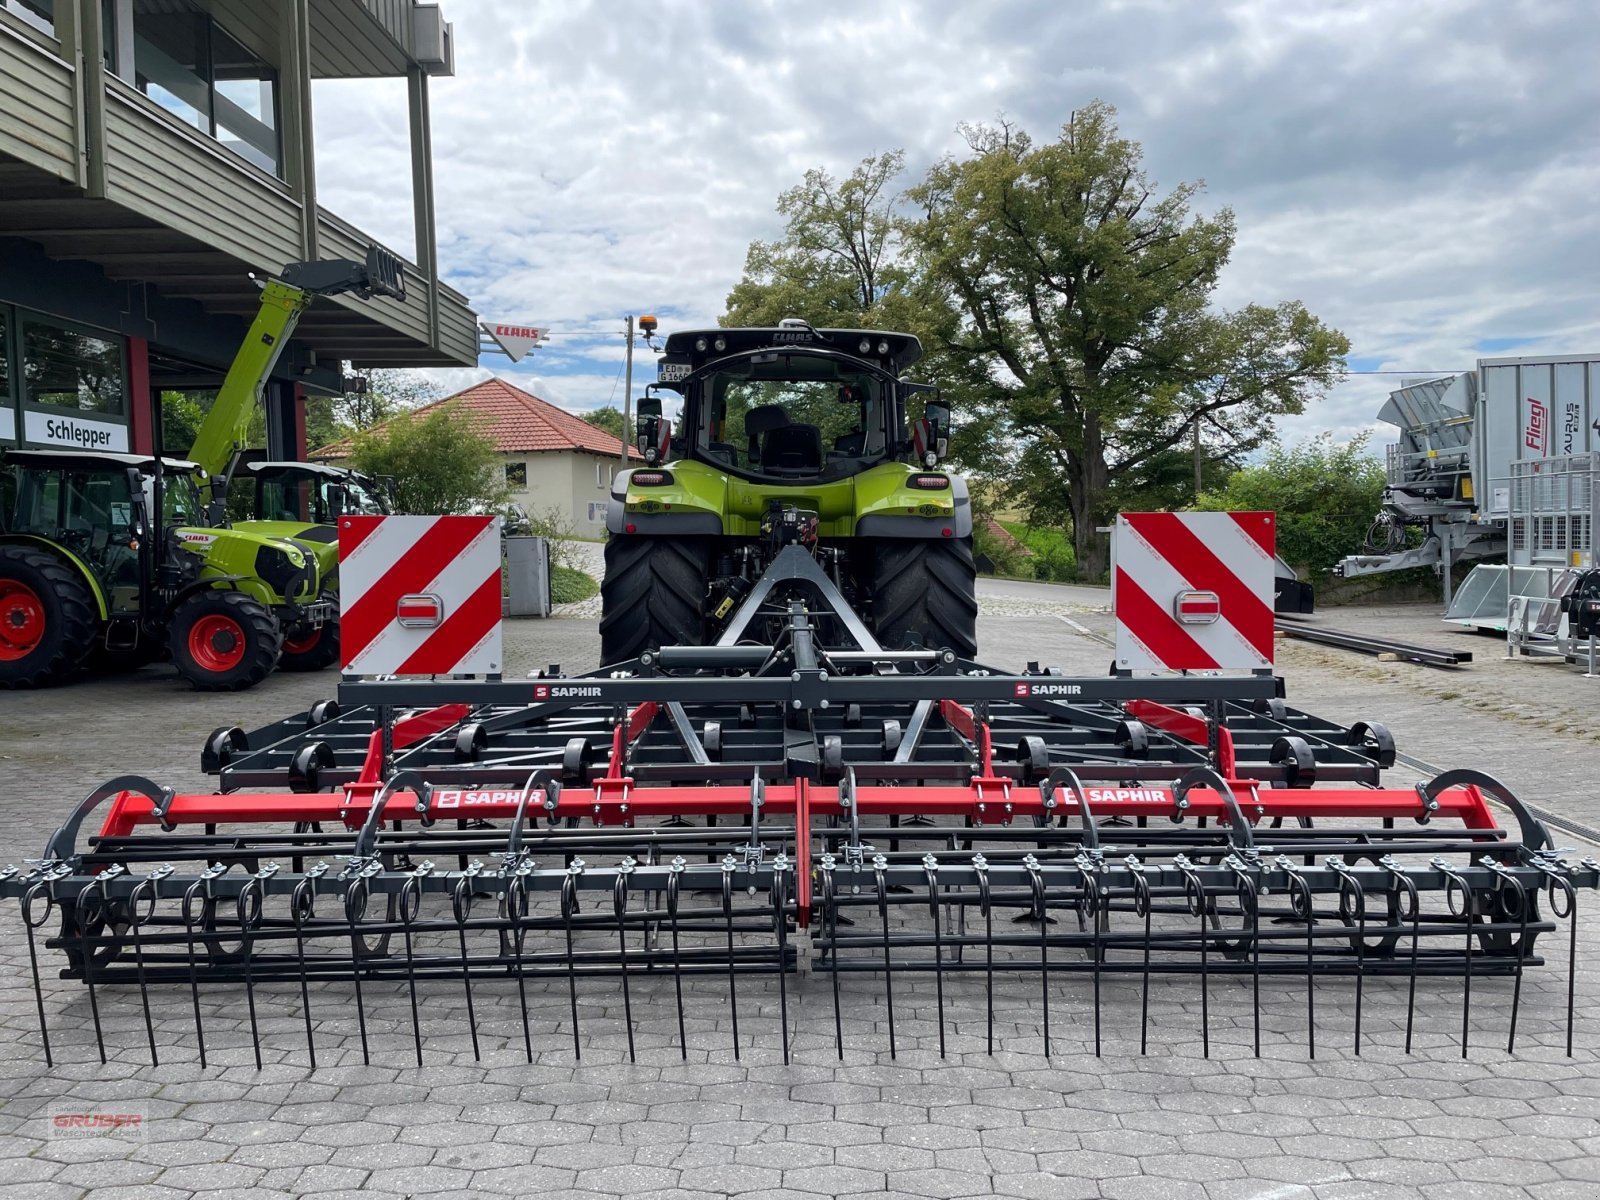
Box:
[598,322,975,665]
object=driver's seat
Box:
[762,424,824,474]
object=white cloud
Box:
[312,0,1600,446]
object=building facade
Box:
[0,0,475,461]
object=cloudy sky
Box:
[311,0,1600,448]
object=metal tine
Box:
[667,857,687,1060]
[721,854,742,1060]
[821,855,843,1060]
[506,868,534,1064]
[1433,857,1474,1058]
[924,854,945,1059]
[1075,853,1102,1057]
[238,866,275,1071]
[343,866,377,1065]
[614,858,637,1063]
[75,868,120,1065]
[1225,855,1261,1058]
[1176,855,1208,1059]
[182,864,226,1070]
[127,866,171,1066]
[1126,856,1153,1056]
[1484,860,1531,1053]
[561,861,584,1060]
[874,854,896,1058]
[1025,855,1049,1060]
[291,867,326,1069]
[1539,859,1586,1058]
[1279,857,1316,1059]
[974,855,994,1056]
[773,855,791,1066]
[1380,856,1421,1054]
[1328,857,1365,1057]
[19,874,59,1067]
[453,863,484,1061]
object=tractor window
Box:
[697,355,888,480]
[161,473,204,526]
[341,477,388,516]
[11,468,62,537]
[259,473,314,522]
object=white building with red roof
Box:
[319,377,639,537]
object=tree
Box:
[306,367,442,451]
[724,150,913,328]
[1195,434,1386,574]
[345,402,510,516]
[581,406,626,443]
[904,105,1349,578]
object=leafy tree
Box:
[581,406,625,443]
[1195,434,1385,574]
[345,402,510,516]
[723,108,1350,579]
[306,367,441,450]
[904,105,1349,578]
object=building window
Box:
[21,317,125,417]
[595,462,615,489]
[1,0,54,37]
[505,461,527,488]
[132,2,281,176]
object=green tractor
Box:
[0,449,330,689]
[599,321,976,664]
[219,456,395,670]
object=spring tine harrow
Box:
[6,587,1600,1071]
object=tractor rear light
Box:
[909,474,949,490]
[858,337,872,353]
[942,527,953,537]
[625,523,637,534]
[631,471,673,486]
[396,593,444,628]
[1173,590,1221,625]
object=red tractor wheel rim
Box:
[189,613,247,673]
[0,580,46,661]
[282,627,321,655]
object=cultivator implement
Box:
[5,537,1598,1069]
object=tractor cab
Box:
[241,459,393,523]
[653,322,928,483]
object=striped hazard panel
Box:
[1113,511,1275,672]
[338,515,503,675]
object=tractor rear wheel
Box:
[279,612,341,672]
[169,590,282,691]
[868,536,978,657]
[0,546,97,688]
[599,535,709,664]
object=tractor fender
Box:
[0,534,110,619]
[856,474,973,539]
[605,474,724,536]
[165,575,249,617]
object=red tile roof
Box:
[316,377,640,459]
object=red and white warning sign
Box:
[1113,511,1275,672]
[339,515,503,675]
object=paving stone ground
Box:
[1,572,1598,1200]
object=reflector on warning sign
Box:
[339,515,502,675]
[1113,511,1275,672]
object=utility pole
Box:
[1192,418,1203,498]
[619,314,634,477]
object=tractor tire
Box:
[599,535,709,665]
[868,536,978,658]
[0,545,98,688]
[279,614,341,672]
[168,590,282,691]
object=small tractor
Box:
[600,320,976,663]
[0,448,327,689]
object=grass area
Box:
[997,520,1077,581]
[551,565,599,605]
